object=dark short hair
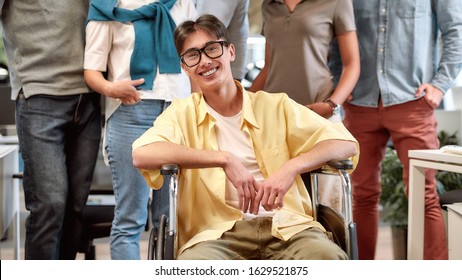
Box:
[174,14,230,56]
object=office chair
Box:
[79,187,152,260]
[79,188,115,260]
[148,160,358,260]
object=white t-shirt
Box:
[84,0,197,120]
[206,103,275,220]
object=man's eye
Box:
[206,46,218,52]
[185,52,199,60]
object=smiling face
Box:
[179,29,236,92]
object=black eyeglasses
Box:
[180,41,230,67]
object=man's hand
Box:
[307,102,333,118]
[106,78,144,104]
[252,163,297,214]
[222,154,258,213]
[415,83,444,109]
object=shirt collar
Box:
[196,81,260,130]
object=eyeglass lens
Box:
[182,41,225,67]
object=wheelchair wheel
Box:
[317,204,346,252]
[148,227,158,260]
[156,214,168,260]
[148,214,168,260]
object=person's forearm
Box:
[132,141,230,170]
[84,69,111,96]
[330,31,360,105]
[248,68,266,92]
[288,140,357,175]
[332,63,359,104]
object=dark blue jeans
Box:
[16,92,101,259]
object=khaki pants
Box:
[177,217,347,260]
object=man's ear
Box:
[229,43,236,62]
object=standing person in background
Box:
[249,0,360,212]
[249,0,360,121]
[0,0,102,259]
[193,0,250,81]
[329,0,462,259]
[84,0,197,259]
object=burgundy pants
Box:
[343,98,447,260]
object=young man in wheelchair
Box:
[132,14,359,260]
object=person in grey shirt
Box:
[1,0,101,259]
[193,0,249,81]
[330,0,462,260]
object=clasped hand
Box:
[223,155,295,215]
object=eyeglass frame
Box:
[180,40,230,67]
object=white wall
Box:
[444,71,462,111]
[435,109,462,145]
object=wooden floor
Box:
[0,190,394,260]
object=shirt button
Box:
[380,27,386,32]
[380,48,384,53]
[273,148,279,156]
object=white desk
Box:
[0,135,19,145]
[408,149,462,260]
[446,203,462,259]
[0,144,20,260]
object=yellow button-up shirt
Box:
[133,82,359,254]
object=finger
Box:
[248,182,258,214]
[236,186,244,211]
[242,183,250,213]
[132,95,141,104]
[119,97,129,104]
[275,191,284,209]
[248,182,256,201]
[424,91,441,108]
[131,78,145,87]
[125,98,137,105]
[128,90,141,102]
[415,84,426,97]
[267,191,278,210]
[261,190,271,211]
[253,185,263,214]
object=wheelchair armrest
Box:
[311,159,354,175]
[325,159,354,171]
[161,164,180,176]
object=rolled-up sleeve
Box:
[84,21,112,71]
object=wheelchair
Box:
[148,160,358,260]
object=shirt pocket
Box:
[397,0,428,18]
[260,144,290,175]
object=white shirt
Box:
[206,103,274,220]
[84,0,197,120]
